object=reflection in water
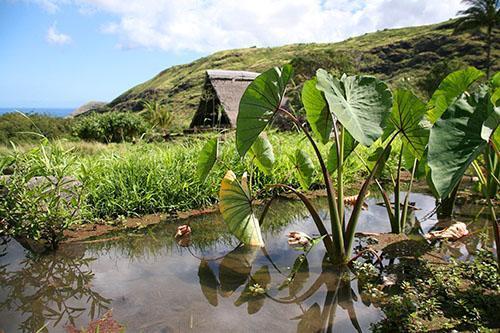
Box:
[196,244,371,332]
[0,245,110,333]
[0,193,494,332]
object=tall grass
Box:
[1,132,392,221]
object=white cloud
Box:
[45,0,468,52]
[46,23,72,45]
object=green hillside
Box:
[107,20,499,129]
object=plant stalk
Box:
[278,108,345,261]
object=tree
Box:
[454,0,500,78]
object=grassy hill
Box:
[107,20,499,129]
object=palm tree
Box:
[454,0,500,78]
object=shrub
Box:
[73,112,148,143]
[0,141,85,251]
[0,112,73,145]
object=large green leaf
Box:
[219,170,264,246]
[427,67,484,124]
[316,69,392,147]
[302,78,333,144]
[237,65,293,157]
[196,137,218,182]
[248,132,275,175]
[386,89,429,159]
[292,150,315,190]
[198,260,219,306]
[326,130,358,174]
[428,93,495,198]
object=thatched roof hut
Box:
[190,70,259,128]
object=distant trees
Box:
[454,0,500,78]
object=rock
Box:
[70,101,107,117]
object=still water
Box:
[0,193,493,332]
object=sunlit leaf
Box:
[237,65,293,157]
[198,260,219,306]
[196,137,218,182]
[428,93,495,198]
[219,170,264,246]
[387,89,429,159]
[427,67,484,123]
[248,132,275,175]
[292,150,315,190]
[316,69,392,147]
[302,77,333,144]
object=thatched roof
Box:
[190,70,259,128]
[70,101,107,118]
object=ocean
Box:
[0,107,74,118]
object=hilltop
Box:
[107,20,499,129]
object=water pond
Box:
[0,192,494,332]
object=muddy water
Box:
[0,193,494,333]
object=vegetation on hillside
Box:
[107,20,499,128]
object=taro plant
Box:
[427,68,499,264]
[200,64,397,264]
[364,89,429,234]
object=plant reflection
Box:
[196,244,369,332]
[0,245,111,333]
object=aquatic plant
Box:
[427,68,499,265]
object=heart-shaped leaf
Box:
[302,77,333,144]
[248,132,275,175]
[197,138,218,182]
[237,65,293,157]
[386,89,429,159]
[292,150,315,190]
[426,67,484,124]
[219,170,264,246]
[316,69,392,147]
[428,93,495,198]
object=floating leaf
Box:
[219,171,264,246]
[198,260,219,306]
[278,254,310,297]
[237,65,293,157]
[427,67,484,124]
[302,78,333,144]
[316,69,392,147]
[292,150,315,190]
[196,137,218,182]
[248,132,275,175]
[428,93,494,198]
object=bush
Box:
[73,112,148,143]
[0,141,85,251]
[0,112,73,145]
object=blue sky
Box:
[0,0,464,108]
